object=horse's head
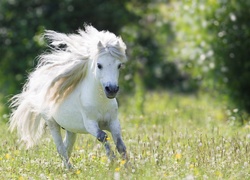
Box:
[95,41,125,99]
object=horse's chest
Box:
[84,103,117,121]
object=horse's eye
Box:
[97,63,103,70]
[118,63,122,69]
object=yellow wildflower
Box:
[5,153,11,159]
[101,156,107,163]
[76,170,81,175]
[215,171,223,177]
[115,167,120,172]
[120,160,126,166]
[175,153,182,160]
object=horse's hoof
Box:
[63,161,73,170]
[108,155,116,163]
[122,155,130,168]
[124,160,131,168]
[66,163,73,170]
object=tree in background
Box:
[210,0,250,114]
[166,0,250,115]
[122,1,188,92]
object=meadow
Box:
[0,91,249,179]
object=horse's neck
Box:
[81,67,107,103]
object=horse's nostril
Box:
[105,86,111,93]
[105,85,119,94]
[114,86,119,93]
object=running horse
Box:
[9,25,128,169]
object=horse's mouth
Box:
[105,93,117,99]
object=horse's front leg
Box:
[109,119,127,160]
[84,120,115,160]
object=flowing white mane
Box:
[13,25,127,111]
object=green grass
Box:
[0,91,250,179]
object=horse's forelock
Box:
[96,40,127,62]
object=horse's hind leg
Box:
[63,131,77,158]
[47,120,72,169]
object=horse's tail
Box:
[9,94,46,149]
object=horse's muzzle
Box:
[104,84,119,99]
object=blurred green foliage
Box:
[209,0,250,114]
[0,0,250,115]
[167,0,250,114]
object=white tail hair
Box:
[9,94,46,148]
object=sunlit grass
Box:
[0,91,249,179]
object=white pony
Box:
[9,25,128,169]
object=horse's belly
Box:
[52,103,88,134]
[55,112,87,134]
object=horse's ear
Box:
[115,41,120,49]
[97,41,104,50]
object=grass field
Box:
[0,91,249,179]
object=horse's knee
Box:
[97,130,108,142]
